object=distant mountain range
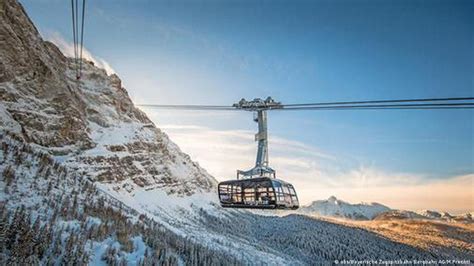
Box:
[374,210,473,223]
[299,196,391,220]
[299,196,473,223]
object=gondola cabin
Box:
[218,177,299,209]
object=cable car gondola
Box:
[217,97,300,209]
[218,177,299,209]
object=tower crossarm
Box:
[233,97,283,111]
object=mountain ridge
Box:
[300,196,473,223]
[299,196,391,220]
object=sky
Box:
[20,0,473,213]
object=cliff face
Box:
[0,0,216,195]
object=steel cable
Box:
[79,0,86,78]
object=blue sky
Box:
[20,0,473,211]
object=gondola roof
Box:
[218,177,293,187]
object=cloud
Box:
[44,31,116,75]
[155,122,473,213]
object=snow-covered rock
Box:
[417,210,443,219]
[299,196,391,220]
[454,212,473,223]
[0,0,216,197]
[416,210,474,223]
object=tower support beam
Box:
[234,97,281,179]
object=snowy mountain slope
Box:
[299,196,391,220]
[0,133,245,264]
[99,182,445,264]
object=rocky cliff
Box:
[0,0,216,196]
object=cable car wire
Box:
[70,0,77,78]
[279,102,474,110]
[75,0,79,78]
[79,0,86,78]
[138,105,473,111]
[276,106,474,111]
[137,97,474,111]
[137,104,236,110]
[282,97,474,107]
[70,0,86,80]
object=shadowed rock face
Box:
[1,0,66,83]
[1,0,89,148]
[0,0,216,195]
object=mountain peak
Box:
[300,197,391,220]
[328,196,338,202]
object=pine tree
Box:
[6,206,24,251]
[72,192,79,218]
[24,255,40,265]
[12,211,33,260]
[46,180,53,194]
[30,218,42,258]
[3,165,15,187]
[64,232,76,263]
[0,208,7,253]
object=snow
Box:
[96,183,220,234]
[94,184,294,264]
[417,210,443,219]
[85,216,102,228]
[125,236,147,265]
[89,238,113,266]
[88,236,148,265]
[88,121,156,147]
[299,196,391,220]
[58,219,81,231]
[86,235,148,265]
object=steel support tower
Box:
[233,97,282,179]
